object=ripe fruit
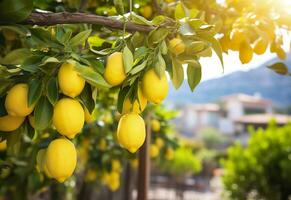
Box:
[122,86,147,114]
[52,98,85,139]
[140,5,152,19]
[45,138,77,183]
[36,148,52,178]
[275,46,286,60]
[5,83,34,117]
[165,148,174,160]
[239,41,253,64]
[104,171,120,191]
[117,113,146,153]
[85,169,97,182]
[169,38,186,56]
[254,38,268,55]
[104,52,126,86]
[58,62,85,98]
[220,35,231,52]
[151,119,161,132]
[142,69,169,104]
[0,115,25,132]
[155,138,164,148]
[130,158,138,169]
[230,29,246,45]
[112,159,121,172]
[84,108,95,123]
[0,140,7,151]
[150,144,159,158]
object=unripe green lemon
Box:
[151,119,161,132]
[0,115,25,132]
[150,144,159,158]
[117,113,146,153]
[239,41,253,64]
[141,69,169,104]
[169,38,186,56]
[104,52,126,86]
[58,61,85,98]
[46,138,77,183]
[5,84,34,117]
[122,85,147,114]
[52,98,85,139]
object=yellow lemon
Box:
[140,5,152,19]
[169,38,186,56]
[220,35,231,52]
[275,46,286,60]
[0,140,7,151]
[0,115,25,132]
[239,41,253,64]
[85,169,97,182]
[230,29,246,46]
[130,158,138,169]
[84,107,95,123]
[104,52,126,86]
[253,37,268,55]
[36,149,46,173]
[142,69,169,104]
[122,85,147,114]
[106,171,120,191]
[28,115,35,128]
[112,159,121,172]
[5,84,34,117]
[58,61,85,98]
[52,98,85,139]
[117,113,146,153]
[165,148,174,160]
[155,138,164,148]
[98,138,107,151]
[46,137,77,183]
[151,119,160,132]
[150,144,159,158]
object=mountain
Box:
[166,57,291,107]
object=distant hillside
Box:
[166,57,291,107]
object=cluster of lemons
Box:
[104,52,169,154]
[149,119,174,161]
[220,17,285,64]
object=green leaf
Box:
[147,28,169,47]
[130,60,147,75]
[69,29,92,46]
[152,15,166,25]
[117,87,130,113]
[6,128,22,156]
[20,55,43,73]
[87,58,105,74]
[187,61,201,91]
[113,0,124,14]
[175,3,186,20]
[79,84,95,113]
[40,56,60,66]
[0,48,31,65]
[185,41,208,55]
[172,59,184,89]
[0,0,33,23]
[28,79,43,107]
[131,32,145,48]
[160,40,168,55]
[123,46,134,73]
[74,64,111,88]
[34,96,53,130]
[46,77,59,105]
[130,12,153,26]
[267,62,289,75]
[154,53,166,78]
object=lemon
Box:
[169,38,186,56]
[98,138,107,151]
[122,85,147,114]
[106,171,120,191]
[52,98,85,139]
[112,159,121,172]
[0,140,7,151]
[5,83,34,117]
[230,29,246,46]
[239,41,253,64]
[130,158,138,169]
[220,35,231,52]
[142,69,169,104]
[275,46,286,60]
[0,115,25,132]
[150,144,159,158]
[46,137,77,183]
[155,138,164,148]
[253,38,268,55]
[140,5,152,19]
[165,148,174,160]
[28,115,35,128]
[58,61,85,98]
[151,119,160,132]
[104,52,126,86]
[85,169,97,182]
[117,113,146,153]
[36,148,52,178]
[84,107,95,123]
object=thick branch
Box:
[22,12,155,32]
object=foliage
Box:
[199,127,229,149]
[222,122,291,200]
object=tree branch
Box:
[22,12,155,32]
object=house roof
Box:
[235,114,291,125]
[221,93,272,106]
[189,104,220,112]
